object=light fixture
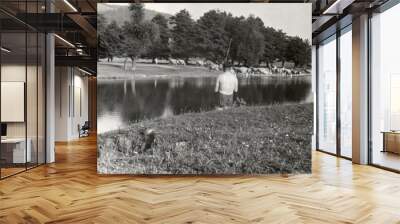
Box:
[1,47,11,53]
[78,67,92,76]
[322,0,354,15]
[63,0,78,12]
[54,34,75,48]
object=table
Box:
[382,131,400,154]
[1,138,31,163]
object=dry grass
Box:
[97,103,313,175]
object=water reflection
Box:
[98,76,312,133]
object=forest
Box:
[98,3,311,69]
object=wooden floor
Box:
[1,167,26,178]
[373,151,400,171]
[1,135,400,223]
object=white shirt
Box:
[215,71,238,95]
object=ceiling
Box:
[0,0,97,74]
[311,0,390,43]
[0,0,394,74]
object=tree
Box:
[104,4,310,70]
[170,10,198,62]
[97,14,108,60]
[129,3,144,23]
[236,16,265,66]
[197,10,230,64]
[273,30,288,67]
[224,15,246,65]
[262,27,279,68]
[102,21,123,62]
[147,14,171,62]
[121,3,160,70]
[285,37,311,67]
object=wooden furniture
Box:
[382,131,400,154]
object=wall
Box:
[1,65,26,138]
[55,67,89,141]
[1,64,43,141]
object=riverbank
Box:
[98,103,313,175]
[98,62,311,80]
[98,62,220,80]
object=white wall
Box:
[55,66,70,141]
[1,63,46,164]
[55,67,89,141]
[1,65,37,138]
[1,65,26,135]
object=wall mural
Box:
[97,3,313,174]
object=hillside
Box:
[98,4,172,26]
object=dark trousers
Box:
[219,93,233,107]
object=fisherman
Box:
[214,63,238,110]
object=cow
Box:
[271,66,279,74]
[205,60,220,71]
[168,58,178,65]
[281,68,291,76]
[233,66,251,78]
[208,63,220,71]
[177,59,186,65]
[234,66,249,75]
[252,67,270,75]
[195,60,204,66]
[261,68,271,75]
[291,69,300,75]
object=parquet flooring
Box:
[1,135,400,223]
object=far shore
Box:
[98,62,311,80]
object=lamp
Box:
[63,0,78,12]
[1,47,11,53]
[322,0,355,15]
[54,34,75,48]
[78,67,92,76]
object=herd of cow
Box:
[164,58,307,77]
[167,58,221,71]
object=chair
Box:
[78,121,90,138]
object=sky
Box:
[106,3,311,41]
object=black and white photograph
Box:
[97,3,313,174]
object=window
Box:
[0,2,46,179]
[317,35,337,154]
[339,26,352,158]
[370,3,400,171]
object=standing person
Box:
[215,64,238,109]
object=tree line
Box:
[98,3,311,69]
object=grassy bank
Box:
[98,62,219,80]
[97,103,313,175]
[98,62,311,80]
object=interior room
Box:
[0,9,46,178]
[0,0,400,223]
[370,2,400,171]
[54,66,91,141]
